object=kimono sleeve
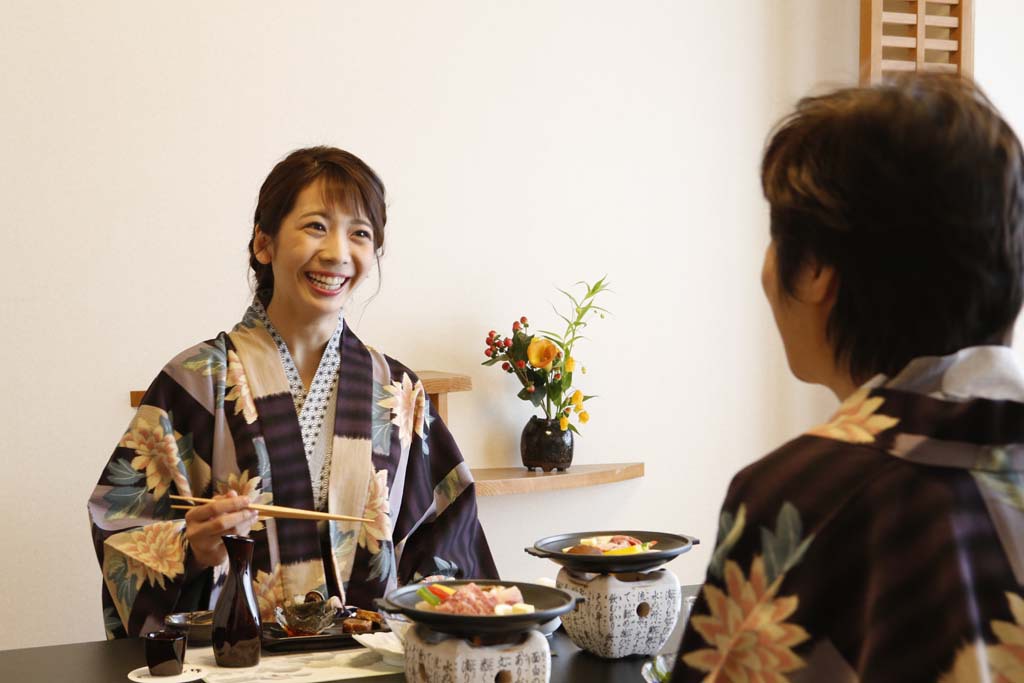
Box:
[393,397,498,583]
[88,345,221,639]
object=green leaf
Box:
[253,438,273,489]
[546,380,562,404]
[708,504,746,580]
[103,606,123,639]
[182,345,227,377]
[103,486,149,521]
[761,527,781,583]
[106,458,144,486]
[481,357,503,367]
[372,382,394,455]
[159,412,175,439]
[567,423,580,435]
[556,287,581,309]
[517,386,546,407]
[432,556,459,578]
[368,541,396,583]
[106,554,139,611]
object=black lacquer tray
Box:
[261,617,390,654]
[375,579,582,638]
[525,530,698,573]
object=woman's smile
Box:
[304,270,350,296]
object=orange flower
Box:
[684,557,809,681]
[527,338,558,371]
[115,521,187,590]
[807,386,899,444]
[120,407,189,500]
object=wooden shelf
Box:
[471,462,644,497]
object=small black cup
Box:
[145,630,186,676]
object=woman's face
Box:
[254,178,376,325]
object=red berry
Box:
[485,337,493,346]
[503,338,511,348]
[520,316,528,325]
[489,330,496,337]
[516,360,526,369]
[554,373,561,380]
[501,362,511,371]
[527,385,535,393]
[512,321,521,332]
[484,348,493,357]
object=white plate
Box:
[351,631,405,667]
[126,664,207,682]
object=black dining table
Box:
[0,586,697,682]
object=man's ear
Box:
[795,259,837,306]
[253,225,273,265]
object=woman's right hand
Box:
[184,491,260,568]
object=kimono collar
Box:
[881,345,1024,403]
[812,346,1024,472]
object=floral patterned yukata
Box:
[89,300,497,638]
[673,346,1024,683]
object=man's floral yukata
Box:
[674,346,1024,683]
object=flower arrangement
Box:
[482,277,610,433]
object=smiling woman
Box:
[87,147,497,639]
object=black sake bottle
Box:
[212,534,261,667]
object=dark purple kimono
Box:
[673,346,1024,682]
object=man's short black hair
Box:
[762,75,1024,382]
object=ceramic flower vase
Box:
[521,416,573,472]
[212,534,261,667]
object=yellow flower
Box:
[570,389,584,406]
[565,357,576,373]
[807,386,899,444]
[939,591,1024,683]
[114,521,187,590]
[527,338,559,371]
[120,407,189,500]
[559,416,569,431]
[225,350,258,424]
[252,566,285,621]
[579,411,590,424]
[684,557,809,681]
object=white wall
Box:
[1,0,1018,651]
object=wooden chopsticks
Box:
[169,494,372,524]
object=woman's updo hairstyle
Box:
[248,146,387,300]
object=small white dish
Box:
[352,631,405,667]
[126,664,207,683]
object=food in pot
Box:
[562,534,659,555]
[414,582,535,616]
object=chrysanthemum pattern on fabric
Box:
[378,373,426,451]
[359,468,392,555]
[109,521,186,590]
[225,350,258,424]
[807,386,899,444]
[119,406,189,500]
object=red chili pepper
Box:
[427,585,451,601]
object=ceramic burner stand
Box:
[556,567,681,659]
[403,624,551,683]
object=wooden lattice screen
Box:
[860,0,974,85]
